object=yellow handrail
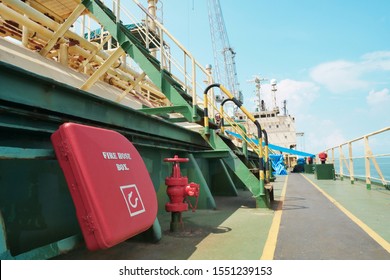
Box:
[214,102,260,155]
[204,83,266,194]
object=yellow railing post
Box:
[364,136,371,190]
[339,145,344,181]
[324,127,389,189]
[263,129,270,183]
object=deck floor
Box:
[274,173,390,259]
[53,173,390,260]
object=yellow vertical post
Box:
[192,56,197,120]
[364,136,371,190]
[339,145,344,181]
[265,148,269,181]
[257,124,265,195]
[348,142,354,184]
[331,148,335,164]
[22,0,30,47]
[203,88,209,134]
[59,43,68,66]
[220,105,225,134]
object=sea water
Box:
[333,156,390,182]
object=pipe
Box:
[220,98,248,160]
[204,83,264,195]
[220,98,230,134]
[81,46,126,90]
[3,0,168,100]
[262,129,270,183]
[147,0,158,31]
[0,3,53,40]
[0,0,164,101]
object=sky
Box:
[156,0,390,155]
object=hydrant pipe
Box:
[164,155,200,232]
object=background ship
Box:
[234,78,297,150]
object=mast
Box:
[207,0,241,104]
[248,76,268,112]
[270,79,279,113]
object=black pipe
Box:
[203,83,221,95]
[262,129,269,182]
[220,98,233,128]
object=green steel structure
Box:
[0,0,273,259]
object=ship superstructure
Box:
[235,78,297,149]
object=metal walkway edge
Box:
[272,173,390,260]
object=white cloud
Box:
[366,88,390,107]
[322,129,347,149]
[303,119,347,154]
[361,51,390,71]
[310,60,368,93]
[258,79,319,114]
[309,51,390,93]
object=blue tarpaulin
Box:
[225,130,315,158]
[269,154,287,175]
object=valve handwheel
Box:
[164,155,189,163]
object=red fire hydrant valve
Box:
[164,155,200,213]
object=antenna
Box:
[247,75,268,112]
[283,100,287,116]
[270,79,278,112]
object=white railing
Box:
[324,127,390,189]
[0,0,226,120]
[87,0,215,117]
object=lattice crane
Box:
[207,0,242,105]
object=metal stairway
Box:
[0,0,274,260]
[202,130,271,207]
[81,0,271,207]
[81,0,202,123]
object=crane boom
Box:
[207,0,241,102]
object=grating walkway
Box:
[273,173,390,259]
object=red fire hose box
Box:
[51,122,157,250]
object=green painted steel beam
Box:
[218,159,239,196]
[207,159,238,196]
[192,150,230,159]
[0,211,8,259]
[0,121,54,134]
[201,130,270,208]
[1,234,82,260]
[0,103,206,154]
[0,147,55,159]
[13,235,82,260]
[187,153,216,209]
[81,0,200,122]
[165,117,189,123]
[139,105,191,116]
[0,61,209,151]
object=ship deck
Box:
[53,173,390,260]
[1,0,389,267]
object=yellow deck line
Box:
[301,174,390,254]
[260,175,288,260]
